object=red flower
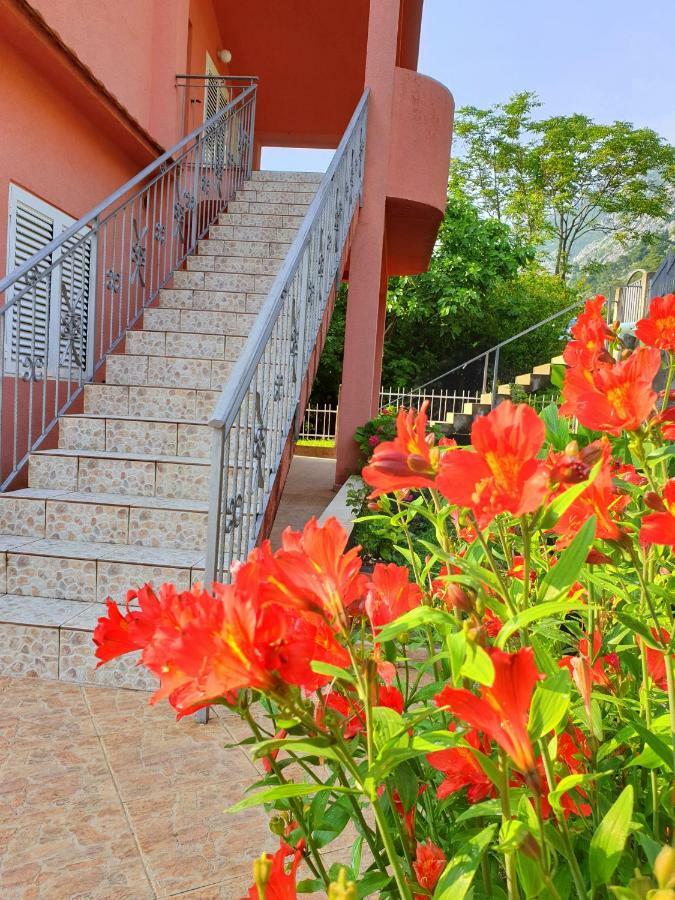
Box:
[262,729,287,774]
[436,401,549,528]
[271,517,368,629]
[655,406,675,441]
[434,647,542,779]
[366,562,422,632]
[413,840,446,898]
[242,843,301,900]
[388,785,426,839]
[551,439,630,545]
[559,630,618,718]
[635,294,675,351]
[362,403,440,496]
[640,479,675,546]
[318,684,403,738]
[94,579,349,719]
[482,608,503,637]
[639,628,672,691]
[563,296,614,369]
[508,555,537,585]
[427,727,496,802]
[560,348,661,435]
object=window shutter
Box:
[7,200,53,366]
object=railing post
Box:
[481,352,490,395]
[491,346,500,408]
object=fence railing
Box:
[204,89,369,581]
[299,404,339,441]
[0,79,257,490]
[175,75,258,138]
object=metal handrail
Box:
[204,89,370,580]
[0,80,257,489]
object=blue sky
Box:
[263,0,675,172]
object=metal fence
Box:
[204,90,369,581]
[299,404,339,441]
[0,79,257,490]
[649,252,675,299]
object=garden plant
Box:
[93,295,675,899]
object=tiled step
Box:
[142,305,256,336]
[0,488,208,549]
[227,199,313,217]
[29,448,213,501]
[0,538,204,602]
[462,401,492,417]
[60,413,212,456]
[203,226,297,245]
[164,270,276,299]
[106,354,233,391]
[219,212,305,229]
[0,595,156,688]
[125,329,246,362]
[158,288,265,315]
[187,251,282,275]
[250,170,323,184]
[84,383,219,421]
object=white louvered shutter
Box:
[6,199,53,370]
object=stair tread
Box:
[33,448,210,466]
[3,487,209,513]
[2,536,204,566]
[62,412,209,426]
[0,594,94,628]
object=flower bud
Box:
[253,853,272,897]
[268,816,286,836]
[645,491,667,512]
[564,440,579,457]
[398,630,410,646]
[328,868,357,899]
[654,845,675,890]
[444,583,474,614]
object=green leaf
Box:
[371,706,407,753]
[538,516,596,601]
[461,641,495,685]
[454,798,502,823]
[548,772,602,815]
[375,606,457,643]
[309,661,356,684]
[496,599,589,648]
[226,782,354,813]
[253,736,343,764]
[528,669,571,740]
[589,785,634,888]
[433,824,496,899]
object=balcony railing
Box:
[175,75,258,136]
[0,80,257,490]
[204,89,369,581]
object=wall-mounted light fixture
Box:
[217,49,232,64]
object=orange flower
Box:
[560,348,662,435]
[243,842,301,900]
[362,402,440,496]
[271,517,368,629]
[563,296,614,369]
[638,628,672,691]
[551,439,630,545]
[434,647,542,780]
[94,580,349,719]
[640,479,675,546]
[413,840,446,898]
[365,562,422,632]
[559,629,619,718]
[435,401,549,528]
[655,406,675,441]
[427,727,496,802]
[635,294,675,351]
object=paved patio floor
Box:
[0,675,279,899]
[269,455,337,546]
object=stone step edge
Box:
[0,487,209,513]
[32,448,210,466]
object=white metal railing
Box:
[299,403,339,441]
[204,90,369,581]
[0,79,257,490]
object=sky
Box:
[262,0,675,172]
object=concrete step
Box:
[462,402,492,417]
[0,488,208,550]
[106,353,233,391]
[29,448,213,501]
[84,383,219,421]
[59,413,212,457]
[0,536,204,603]
[125,329,246,362]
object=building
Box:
[0,0,452,682]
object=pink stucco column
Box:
[334,0,400,485]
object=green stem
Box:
[498,751,520,900]
[660,351,674,413]
[664,651,675,802]
[468,511,518,617]
[639,641,661,836]
[372,796,414,900]
[520,515,532,613]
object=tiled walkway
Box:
[269,455,336,546]
[0,676,277,899]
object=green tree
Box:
[455,93,675,279]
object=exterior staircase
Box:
[444,354,565,439]
[0,170,322,688]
